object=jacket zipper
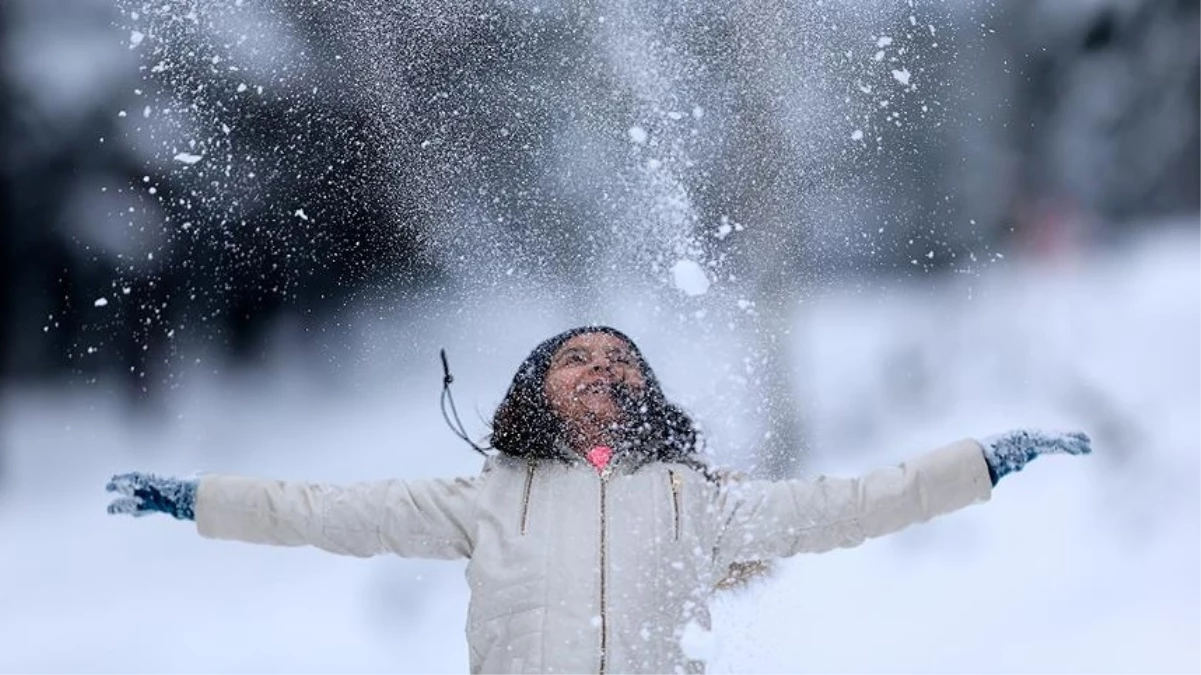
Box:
[519,462,535,535]
[668,469,682,541]
[598,466,610,674]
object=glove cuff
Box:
[172,479,198,521]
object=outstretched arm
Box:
[714,429,1090,566]
[107,471,480,560]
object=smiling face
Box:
[544,332,647,437]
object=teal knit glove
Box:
[979,429,1092,486]
[106,472,197,521]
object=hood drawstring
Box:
[440,349,490,456]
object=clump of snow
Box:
[891,68,911,86]
[627,126,648,145]
[93,298,108,308]
[679,619,718,661]
[670,259,710,296]
[173,152,203,165]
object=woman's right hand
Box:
[106,472,198,521]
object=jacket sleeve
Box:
[194,474,479,559]
[713,439,992,567]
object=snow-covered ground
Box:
[1,224,1197,673]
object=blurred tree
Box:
[1000,0,1199,245]
[0,0,12,484]
[1,5,13,388]
[1,0,444,402]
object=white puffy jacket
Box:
[195,439,992,674]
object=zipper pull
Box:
[669,469,683,541]
[586,445,613,472]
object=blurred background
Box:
[1,0,1198,672]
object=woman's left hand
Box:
[979,429,1092,486]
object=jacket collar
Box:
[550,438,643,475]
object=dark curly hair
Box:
[489,325,712,477]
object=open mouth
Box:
[578,380,614,395]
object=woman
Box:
[106,325,1091,674]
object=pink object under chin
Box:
[586,445,613,471]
